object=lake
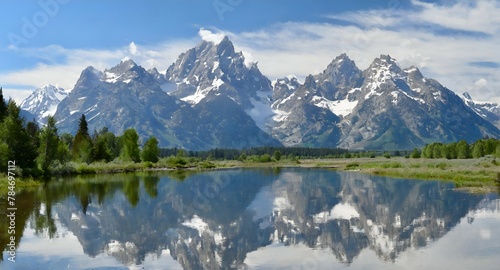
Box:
[1,168,499,270]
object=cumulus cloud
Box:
[410,0,500,35]
[223,0,500,102]
[2,88,33,104]
[0,39,196,96]
[199,28,226,44]
[2,0,499,104]
[129,42,138,55]
[241,50,255,68]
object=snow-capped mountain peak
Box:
[20,84,69,124]
[462,92,500,129]
[102,59,140,83]
[365,55,402,81]
[165,36,272,110]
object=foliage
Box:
[72,114,93,163]
[0,100,38,171]
[259,154,272,163]
[159,146,348,160]
[0,88,8,121]
[37,116,60,173]
[120,128,141,162]
[92,136,112,162]
[163,156,188,168]
[141,136,159,163]
[410,148,421,158]
[273,150,282,161]
[420,138,500,160]
[472,140,485,159]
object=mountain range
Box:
[19,36,500,150]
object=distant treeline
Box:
[416,138,500,159]
[160,146,350,160]
[2,86,499,179]
[159,147,417,160]
[160,138,500,161]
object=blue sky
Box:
[1,0,499,103]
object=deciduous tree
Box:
[141,136,159,163]
[37,116,60,173]
[121,128,140,162]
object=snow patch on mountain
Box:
[365,88,383,99]
[311,96,358,117]
[103,71,121,83]
[246,91,274,130]
[20,84,69,124]
[181,86,212,105]
[272,109,290,122]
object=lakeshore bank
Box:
[2,157,499,194]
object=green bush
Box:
[259,154,272,163]
[345,162,360,169]
[200,161,216,169]
[165,156,188,168]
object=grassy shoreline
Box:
[1,157,499,194]
[210,157,500,193]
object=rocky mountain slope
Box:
[20,84,68,124]
[462,92,500,129]
[21,36,500,150]
[53,41,279,149]
[274,54,500,149]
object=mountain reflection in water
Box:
[1,169,499,270]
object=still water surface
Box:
[1,168,499,269]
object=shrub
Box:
[345,162,360,170]
[259,154,272,163]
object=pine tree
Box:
[73,114,93,163]
[0,88,8,121]
[2,100,37,169]
[141,136,159,163]
[78,114,89,137]
[91,135,112,162]
[0,123,9,170]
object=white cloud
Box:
[222,0,500,102]
[410,0,500,35]
[474,78,488,87]
[199,28,226,45]
[2,88,33,104]
[241,50,255,68]
[1,1,499,104]
[0,39,196,94]
[129,42,138,55]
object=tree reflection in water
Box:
[1,169,498,269]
